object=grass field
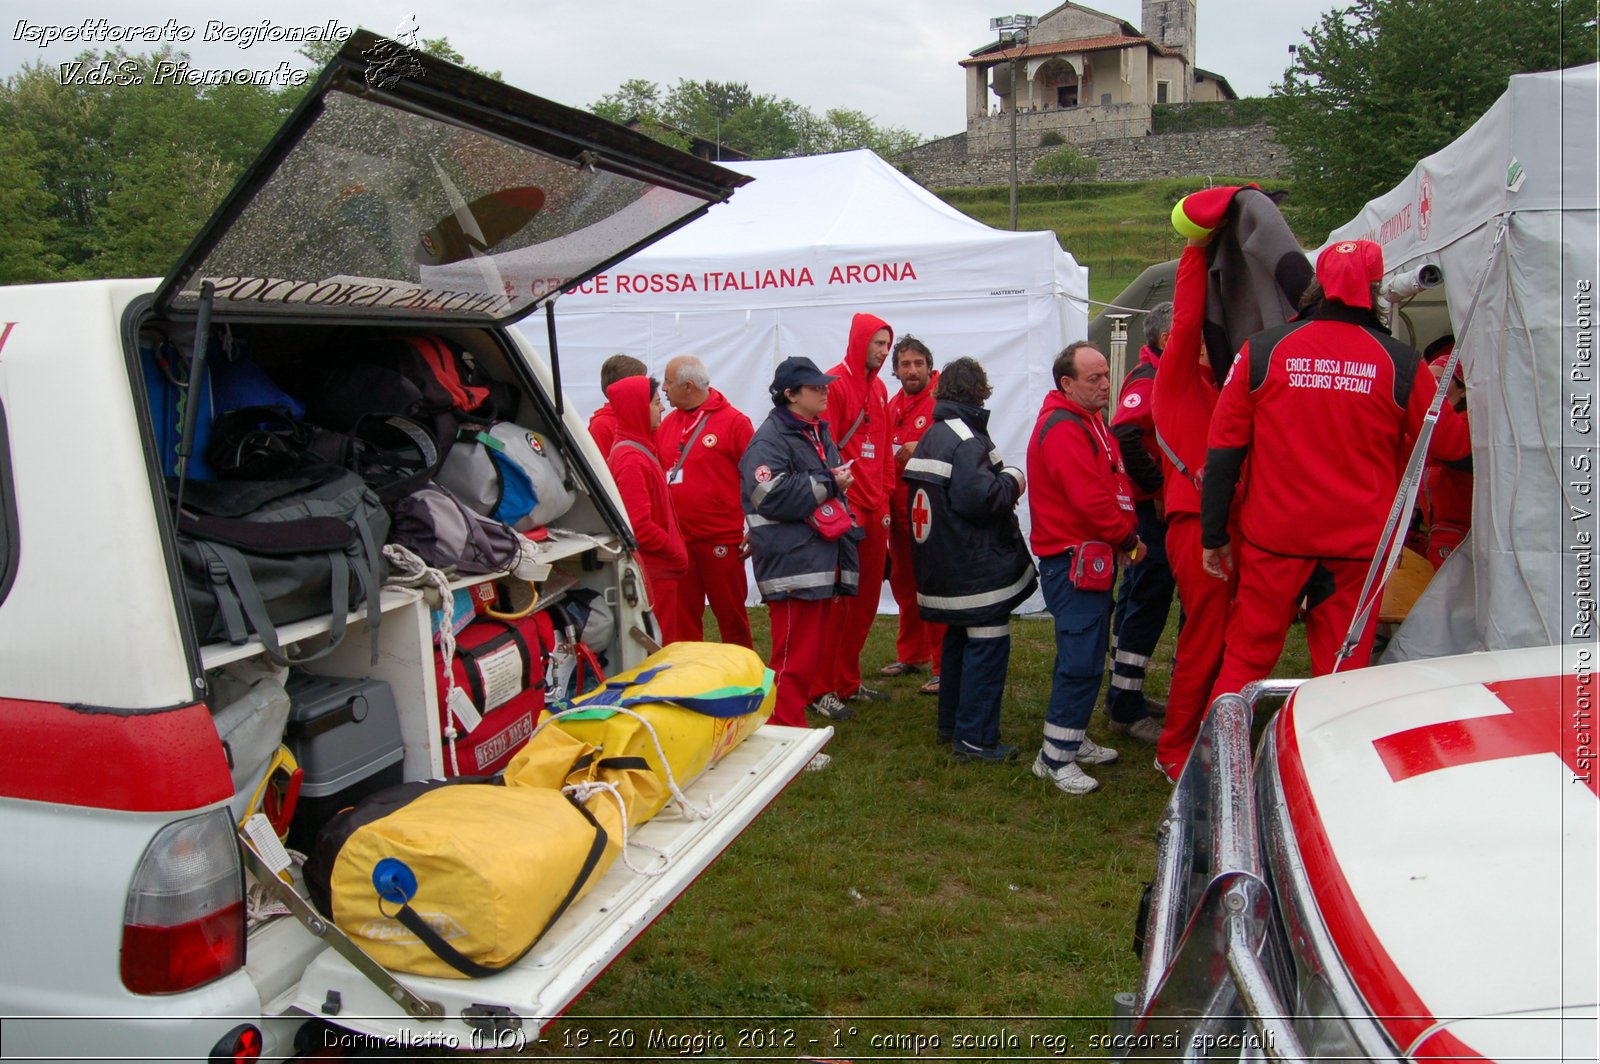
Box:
[517,605,1315,1061]
[936,178,1314,313]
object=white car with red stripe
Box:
[1123,644,1597,1061]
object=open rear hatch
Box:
[174,31,803,1046]
[154,29,750,327]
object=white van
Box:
[0,33,825,1062]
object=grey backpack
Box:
[389,483,525,577]
[436,422,576,531]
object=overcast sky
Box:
[3,1,1336,139]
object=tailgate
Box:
[277,723,829,1046]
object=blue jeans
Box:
[938,620,1012,748]
[1038,553,1113,769]
[1109,499,1175,723]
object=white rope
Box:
[562,779,672,877]
[532,704,715,821]
[383,543,462,775]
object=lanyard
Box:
[669,410,710,477]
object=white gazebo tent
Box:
[1321,65,1598,658]
[516,149,1089,610]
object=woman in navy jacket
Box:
[740,357,860,736]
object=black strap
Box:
[1035,409,1096,456]
[836,407,867,449]
[393,793,610,978]
[669,411,710,477]
[596,756,651,772]
[1154,428,1201,491]
[456,620,540,711]
[610,439,659,464]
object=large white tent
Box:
[1321,65,1598,658]
[517,148,1089,610]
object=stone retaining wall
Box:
[896,123,1289,188]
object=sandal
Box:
[919,677,940,695]
[878,661,925,677]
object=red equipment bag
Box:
[436,612,554,776]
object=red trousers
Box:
[671,539,753,649]
[645,573,683,645]
[825,503,889,697]
[1206,541,1380,706]
[887,514,944,671]
[1157,515,1237,775]
[768,597,832,728]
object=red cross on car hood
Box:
[1277,645,1597,1060]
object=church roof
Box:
[960,34,1180,68]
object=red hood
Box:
[841,312,892,380]
[606,375,655,445]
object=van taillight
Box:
[120,809,245,994]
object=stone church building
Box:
[898,1,1286,188]
[962,0,1236,156]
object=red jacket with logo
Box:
[604,377,688,580]
[888,370,939,525]
[1111,345,1163,502]
[1025,391,1137,558]
[1152,244,1217,519]
[1202,304,1433,559]
[826,313,894,514]
[654,388,755,544]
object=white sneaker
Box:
[1076,736,1121,765]
[1110,716,1163,745]
[805,752,832,772]
[1032,753,1099,795]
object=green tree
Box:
[0,124,64,282]
[0,48,291,278]
[1272,0,1596,239]
[1032,145,1098,195]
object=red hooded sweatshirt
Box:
[1026,391,1137,557]
[604,377,688,580]
[826,313,894,514]
[654,387,754,543]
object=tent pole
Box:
[545,300,564,420]
[1332,215,1509,671]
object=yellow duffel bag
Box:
[304,729,624,979]
[545,642,775,823]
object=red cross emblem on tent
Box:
[911,488,933,543]
[1372,675,1596,798]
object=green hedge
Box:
[1151,98,1274,134]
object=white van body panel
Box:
[0,279,196,709]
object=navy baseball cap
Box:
[770,356,836,394]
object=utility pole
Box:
[990,14,1036,232]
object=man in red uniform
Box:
[1026,341,1143,795]
[818,312,895,708]
[880,335,944,694]
[1150,238,1234,781]
[1422,337,1472,569]
[657,353,755,648]
[1201,239,1434,696]
[1107,301,1175,743]
[588,353,646,457]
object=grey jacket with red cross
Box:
[902,400,1037,627]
